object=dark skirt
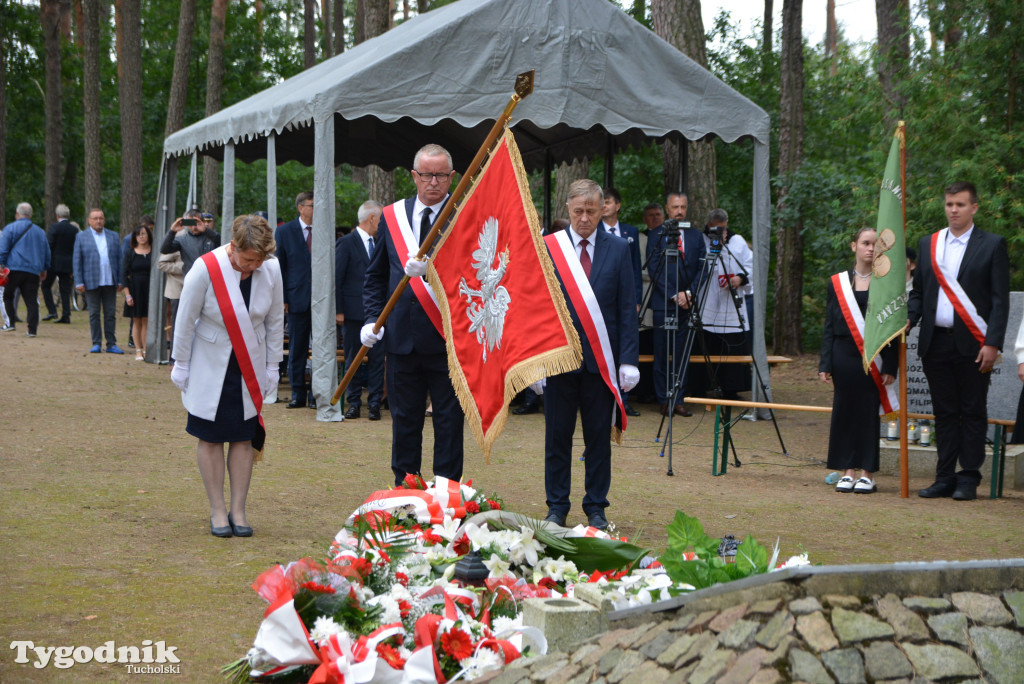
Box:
[186,350,258,443]
[826,334,882,471]
[123,251,151,318]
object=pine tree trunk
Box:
[773,0,805,355]
[116,0,143,233]
[164,0,196,139]
[358,0,394,205]
[551,159,590,221]
[332,0,344,54]
[202,0,229,217]
[322,0,332,58]
[651,0,716,225]
[42,0,64,227]
[762,0,773,54]
[304,0,316,69]
[82,0,102,212]
[0,15,7,224]
[416,0,429,14]
[826,0,837,75]
[875,0,910,131]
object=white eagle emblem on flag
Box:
[458,217,510,361]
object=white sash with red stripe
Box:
[382,200,444,337]
[545,231,626,430]
[201,248,267,449]
[832,272,899,414]
[930,229,987,346]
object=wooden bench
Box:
[686,397,1015,499]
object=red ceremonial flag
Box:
[427,129,581,457]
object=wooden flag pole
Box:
[331,71,536,406]
[898,120,909,498]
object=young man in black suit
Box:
[909,181,1010,501]
[275,191,315,409]
[335,200,385,421]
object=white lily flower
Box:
[432,515,462,542]
[483,553,513,578]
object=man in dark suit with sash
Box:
[362,144,464,486]
[909,181,1010,501]
[336,200,385,421]
[275,191,315,409]
[540,179,640,530]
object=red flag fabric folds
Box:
[428,130,581,457]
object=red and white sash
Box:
[201,248,266,452]
[545,231,626,432]
[832,272,898,415]
[930,229,987,347]
[382,201,444,338]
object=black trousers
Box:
[41,270,73,320]
[386,350,464,486]
[3,270,40,333]
[544,370,615,516]
[921,331,991,485]
[286,310,312,401]
[342,318,384,409]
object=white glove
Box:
[618,364,640,393]
[171,361,190,392]
[404,251,428,278]
[360,323,385,348]
[529,378,546,395]
[265,364,280,399]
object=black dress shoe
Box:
[952,483,978,501]
[543,511,566,527]
[344,405,360,419]
[286,398,306,409]
[210,519,232,538]
[54,318,70,324]
[586,510,609,530]
[308,397,317,409]
[42,313,58,321]
[513,402,539,415]
[228,513,253,537]
[918,482,956,498]
[368,407,382,421]
[624,403,641,417]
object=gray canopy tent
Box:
[153,0,772,423]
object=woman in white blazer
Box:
[171,215,284,538]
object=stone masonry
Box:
[476,560,1024,683]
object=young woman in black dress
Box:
[122,225,152,360]
[819,227,897,493]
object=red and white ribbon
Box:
[382,201,444,338]
[832,272,899,414]
[545,231,626,430]
[347,489,446,526]
[930,229,987,347]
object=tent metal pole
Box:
[604,134,615,189]
[543,149,552,229]
[312,115,342,421]
[221,141,235,244]
[146,157,169,364]
[186,153,197,211]
[267,132,278,228]
[750,140,771,417]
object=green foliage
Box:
[657,512,769,591]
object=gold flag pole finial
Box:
[331,70,537,406]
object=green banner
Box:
[863,123,907,371]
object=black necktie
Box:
[420,208,432,245]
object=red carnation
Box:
[487,500,501,510]
[398,599,412,618]
[395,572,409,586]
[440,628,474,660]
[465,501,480,514]
[377,643,406,670]
[300,581,336,594]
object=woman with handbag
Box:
[122,225,153,360]
[170,215,284,538]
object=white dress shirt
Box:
[934,225,973,328]
[569,227,595,263]
[604,221,621,238]
[90,228,113,286]
[412,196,448,243]
[356,227,374,257]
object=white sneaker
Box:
[835,476,855,493]
[853,477,877,493]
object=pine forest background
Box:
[2,0,1022,352]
